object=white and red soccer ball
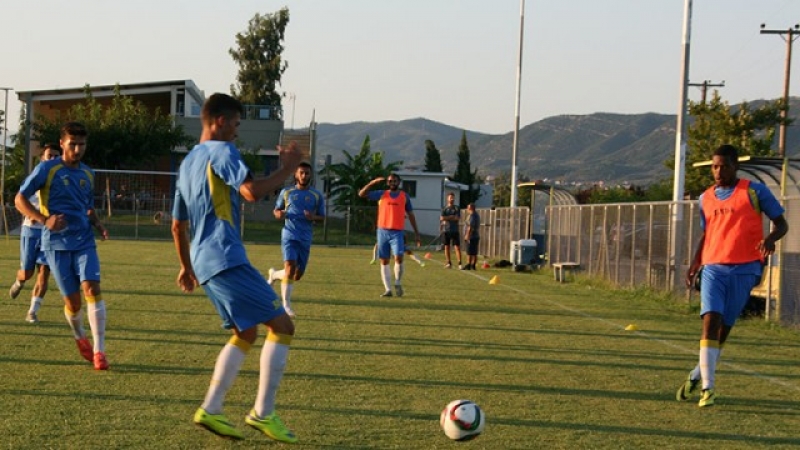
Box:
[440,399,485,441]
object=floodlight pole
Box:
[670,0,692,290]
[1,87,12,237]
[510,0,524,208]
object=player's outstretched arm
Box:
[240,141,302,202]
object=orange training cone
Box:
[482,262,490,269]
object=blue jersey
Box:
[172,141,251,284]
[18,158,96,251]
[275,186,325,243]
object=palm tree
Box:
[327,136,402,232]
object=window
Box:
[401,180,417,198]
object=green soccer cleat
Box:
[245,409,298,444]
[698,389,717,408]
[676,376,700,401]
[193,408,244,440]
[369,259,376,265]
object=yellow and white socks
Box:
[380,264,392,291]
[699,339,721,390]
[85,295,107,353]
[254,331,292,418]
[64,305,86,339]
[202,336,250,415]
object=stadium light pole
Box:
[670,0,693,289]
[509,0,525,208]
[0,87,12,237]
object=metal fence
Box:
[546,198,800,327]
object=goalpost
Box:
[93,169,178,239]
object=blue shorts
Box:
[201,264,284,331]
[281,238,311,273]
[466,238,480,256]
[20,233,47,271]
[376,229,405,259]
[46,247,101,296]
[700,263,761,326]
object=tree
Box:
[423,139,443,172]
[327,136,402,231]
[491,171,533,207]
[668,92,785,197]
[31,85,193,170]
[229,8,290,110]
[452,131,481,207]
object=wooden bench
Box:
[552,262,580,283]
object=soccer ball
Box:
[440,399,485,441]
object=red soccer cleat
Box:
[75,338,93,362]
[93,352,109,370]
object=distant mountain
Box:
[312,98,800,186]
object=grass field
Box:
[1,239,799,449]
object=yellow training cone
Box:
[625,324,639,331]
[489,276,499,285]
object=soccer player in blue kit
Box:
[171,93,302,443]
[9,143,61,324]
[15,123,110,370]
[267,161,325,318]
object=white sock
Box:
[273,269,286,281]
[699,340,720,390]
[202,341,247,415]
[65,306,86,339]
[394,262,404,285]
[380,264,391,291]
[87,300,107,353]
[30,296,43,314]
[690,348,722,380]
[409,253,422,264]
[281,281,294,309]
[254,332,291,418]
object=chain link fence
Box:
[547,199,800,327]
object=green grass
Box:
[1,239,799,449]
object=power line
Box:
[687,80,725,103]
[760,23,800,157]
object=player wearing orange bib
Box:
[677,144,788,408]
[359,174,421,297]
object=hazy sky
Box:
[1,0,799,135]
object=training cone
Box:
[424,252,432,260]
[489,275,499,285]
[625,324,639,331]
[482,262,490,269]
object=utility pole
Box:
[688,80,724,104]
[760,23,800,157]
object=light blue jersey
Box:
[18,158,96,251]
[275,186,325,244]
[172,141,252,284]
